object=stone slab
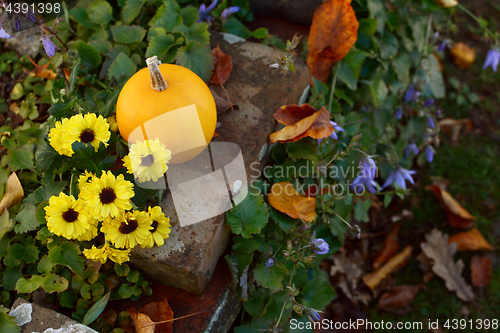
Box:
[130,32,310,295]
[10,298,97,333]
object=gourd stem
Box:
[146,56,168,92]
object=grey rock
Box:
[248,0,324,25]
[3,27,40,58]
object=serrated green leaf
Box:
[16,275,43,293]
[38,255,56,274]
[71,7,98,29]
[145,33,176,58]
[422,56,445,99]
[0,308,21,333]
[59,290,78,308]
[111,25,146,44]
[108,52,137,81]
[149,1,182,32]
[82,290,111,325]
[122,0,145,24]
[286,140,320,164]
[14,204,39,234]
[9,148,34,171]
[354,199,370,222]
[87,1,113,25]
[9,243,39,263]
[24,181,67,206]
[226,193,269,238]
[378,31,398,59]
[76,41,102,68]
[298,273,336,310]
[48,242,85,276]
[3,268,23,291]
[175,41,214,82]
[180,6,198,27]
[253,261,287,292]
[173,22,210,43]
[42,274,69,293]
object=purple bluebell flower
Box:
[433,32,439,40]
[15,18,21,31]
[404,143,419,157]
[198,0,218,22]
[309,310,321,321]
[436,109,443,117]
[221,6,239,20]
[427,117,435,129]
[0,27,12,39]
[310,238,329,255]
[426,146,434,163]
[424,99,435,107]
[352,156,377,194]
[382,167,416,190]
[265,257,274,269]
[396,109,403,119]
[483,49,500,73]
[438,40,448,52]
[41,35,57,57]
[317,120,345,144]
[404,84,415,103]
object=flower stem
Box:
[328,63,340,113]
[456,4,499,44]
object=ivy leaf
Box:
[122,0,145,24]
[0,308,21,333]
[24,181,67,206]
[226,193,269,239]
[87,1,113,25]
[76,41,102,69]
[14,204,39,234]
[48,242,85,276]
[16,275,44,293]
[111,25,146,44]
[180,7,199,27]
[253,261,287,292]
[42,274,69,293]
[8,148,34,171]
[175,41,214,82]
[108,52,137,81]
[149,0,182,32]
[298,273,336,309]
[3,267,23,290]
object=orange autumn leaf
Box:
[471,256,491,287]
[128,298,174,333]
[307,0,359,83]
[373,224,401,270]
[450,42,476,69]
[269,105,334,143]
[210,45,233,85]
[426,185,475,229]
[362,246,412,290]
[448,228,493,251]
[128,311,155,333]
[27,56,57,79]
[268,182,316,222]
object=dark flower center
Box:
[100,188,116,204]
[141,154,155,167]
[80,130,95,143]
[62,209,78,222]
[151,221,158,233]
[119,219,138,234]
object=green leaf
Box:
[226,193,269,238]
[82,290,111,325]
[71,7,98,29]
[393,53,411,82]
[47,102,74,119]
[48,242,85,276]
[422,56,445,99]
[146,33,176,58]
[111,25,147,44]
[298,273,336,310]
[251,27,268,39]
[384,194,392,207]
[10,83,24,100]
[42,274,69,293]
[38,255,56,274]
[243,286,268,317]
[9,148,34,171]
[378,31,398,59]
[9,243,39,263]
[122,0,145,24]
[14,204,39,234]
[87,1,113,25]
[358,18,377,36]
[253,261,287,293]
[175,41,214,82]
[60,289,78,308]
[222,17,252,39]
[286,140,320,164]
[3,267,23,291]
[24,181,67,206]
[108,52,137,81]
[0,211,12,240]
[36,201,49,225]
[118,283,132,298]
[16,275,44,293]
[149,1,182,32]
[76,41,102,69]
[0,308,21,333]
[180,6,198,27]
[173,23,210,43]
[363,77,388,107]
[354,199,370,222]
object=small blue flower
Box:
[382,167,416,190]
[28,11,37,23]
[404,143,419,157]
[436,109,443,117]
[426,146,434,163]
[198,0,218,22]
[424,99,434,107]
[265,257,274,269]
[352,156,377,194]
[15,18,21,31]
[41,35,56,57]
[483,49,500,73]
[221,6,239,20]
[309,310,321,321]
[310,238,329,255]
[438,40,448,52]
[396,109,403,119]
[404,84,415,103]
[427,117,436,129]
[0,27,13,39]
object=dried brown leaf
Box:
[128,311,155,333]
[273,104,317,126]
[269,111,320,143]
[0,173,24,215]
[378,285,421,309]
[426,185,475,229]
[362,246,412,290]
[373,224,401,270]
[210,45,233,85]
[420,229,475,302]
[210,88,236,114]
[449,228,493,251]
[450,42,476,69]
[471,256,491,287]
[268,182,316,222]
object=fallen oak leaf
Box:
[210,45,233,85]
[378,285,421,310]
[470,256,491,287]
[0,172,24,215]
[426,184,475,229]
[362,245,412,290]
[372,224,401,270]
[420,229,475,302]
[268,182,316,222]
[307,0,359,83]
[448,228,493,251]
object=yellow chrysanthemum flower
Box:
[75,218,99,241]
[142,206,171,248]
[106,246,131,264]
[78,170,95,197]
[48,118,73,156]
[66,113,111,152]
[44,193,91,240]
[107,115,119,132]
[83,243,131,264]
[81,171,134,221]
[101,210,152,249]
[122,138,171,183]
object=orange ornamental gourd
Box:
[116,56,217,164]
